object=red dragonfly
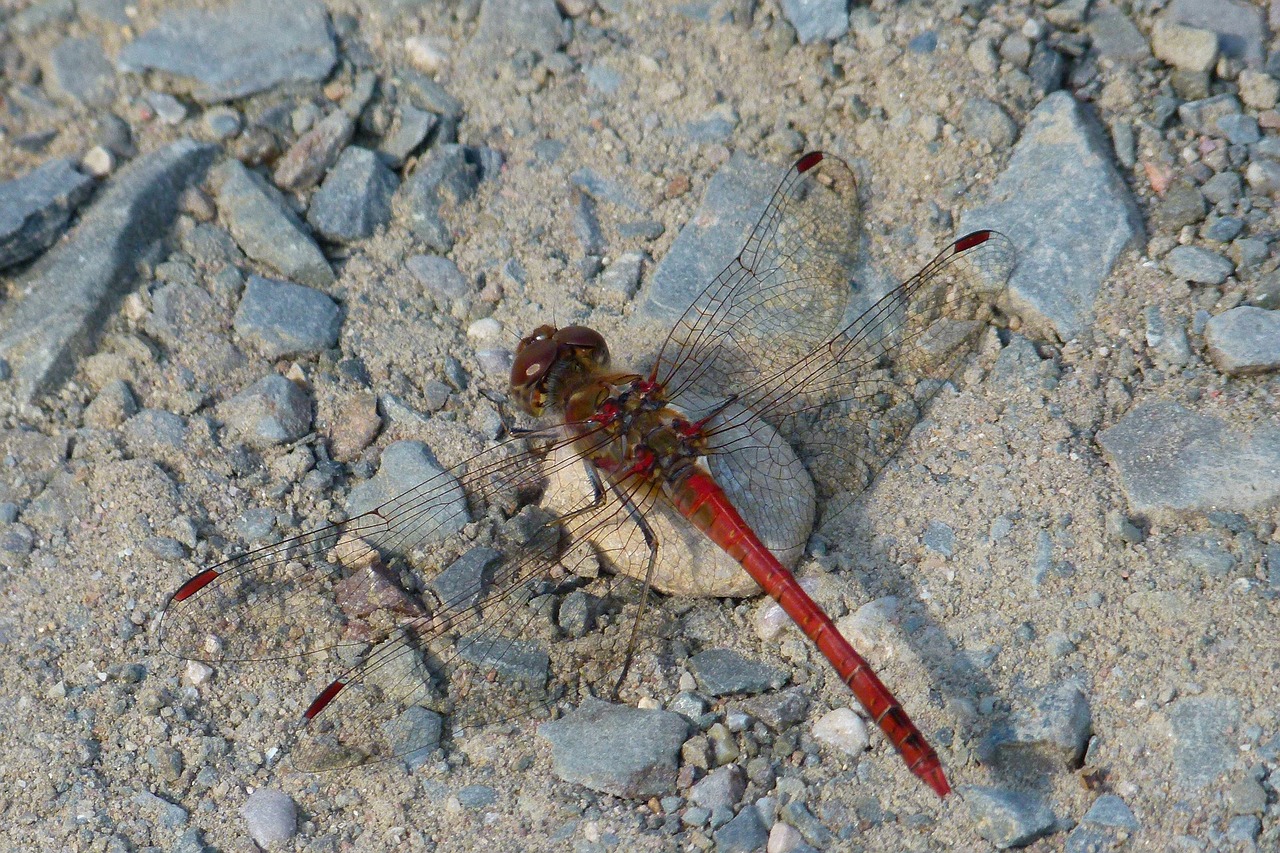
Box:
[160,151,1014,799]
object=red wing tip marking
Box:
[305,680,347,720]
[173,568,220,602]
[954,230,992,252]
[795,151,824,173]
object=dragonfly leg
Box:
[605,475,659,699]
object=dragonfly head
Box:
[510,324,609,415]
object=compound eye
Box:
[554,325,608,364]
[510,335,559,390]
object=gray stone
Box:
[1167,0,1265,65]
[0,141,215,403]
[963,786,1056,849]
[240,788,297,849]
[923,521,956,557]
[1151,18,1219,72]
[470,0,565,59]
[1200,171,1242,206]
[557,589,594,638]
[961,98,1019,149]
[146,91,188,125]
[430,547,501,610]
[117,0,337,104]
[395,70,464,120]
[690,648,787,696]
[1176,534,1237,577]
[212,159,334,288]
[307,147,399,244]
[643,153,778,322]
[1227,815,1261,843]
[740,687,810,730]
[273,111,355,193]
[382,706,441,769]
[1082,794,1139,831]
[203,107,243,140]
[1178,94,1242,135]
[1168,695,1240,789]
[689,764,746,811]
[1152,180,1205,231]
[537,698,688,798]
[1164,245,1233,284]
[1204,307,1280,375]
[584,63,624,95]
[233,275,342,358]
[590,251,644,307]
[44,37,115,107]
[1143,306,1191,366]
[1201,214,1243,242]
[346,441,469,542]
[1227,776,1267,815]
[1216,114,1259,145]
[712,805,769,853]
[962,92,1144,341]
[395,145,491,252]
[79,0,131,26]
[377,105,438,168]
[123,410,188,457]
[1087,6,1151,62]
[570,168,644,212]
[0,158,96,270]
[1245,159,1280,194]
[993,682,1093,767]
[1097,401,1280,516]
[455,633,549,686]
[457,785,497,809]
[407,255,469,301]
[84,379,138,428]
[781,0,848,44]
[221,374,312,447]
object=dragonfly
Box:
[159,151,1015,799]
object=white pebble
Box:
[812,707,870,757]
[184,660,213,686]
[836,595,900,653]
[81,146,114,177]
[753,576,821,642]
[405,35,449,75]
[467,317,502,341]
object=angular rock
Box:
[1167,0,1265,65]
[689,764,746,810]
[233,275,342,358]
[1164,245,1233,285]
[378,105,438,168]
[985,682,1092,768]
[429,547,501,610]
[1087,6,1151,62]
[713,805,769,853]
[1167,695,1240,789]
[962,91,1144,341]
[1204,307,1280,375]
[0,158,96,270]
[395,145,492,253]
[346,441,468,542]
[221,374,312,447]
[273,110,355,193]
[964,786,1056,849]
[117,0,337,103]
[407,255,469,301]
[1082,794,1140,831]
[0,140,216,403]
[470,0,565,60]
[1151,18,1219,72]
[690,648,787,696]
[307,147,399,243]
[537,698,688,798]
[213,159,334,288]
[1097,401,1280,516]
[781,0,849,44]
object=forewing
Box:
[653,151,860,404]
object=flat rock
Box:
[1082,794,1140,831]
[0,158,96,270]
[470,0,565,60]
[962,91,1144,341]
[346,440,469,544]
[395,145,498,253]
[0,140,215,403]
[713,805,769,853]
[963,786,1056,849]
[537,698,688,798]
[307,147,399,244]
[1164,245,1233,284]
[1167,695,1240,789]
[233,275,342,358]
[642,152,777,323]
[213,159,334,288]
[117,0,337,104]
[1204,306,1280,375]
[1097,401,1280,516]
[690,648,787,696]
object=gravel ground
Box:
[2,0,1279,851]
